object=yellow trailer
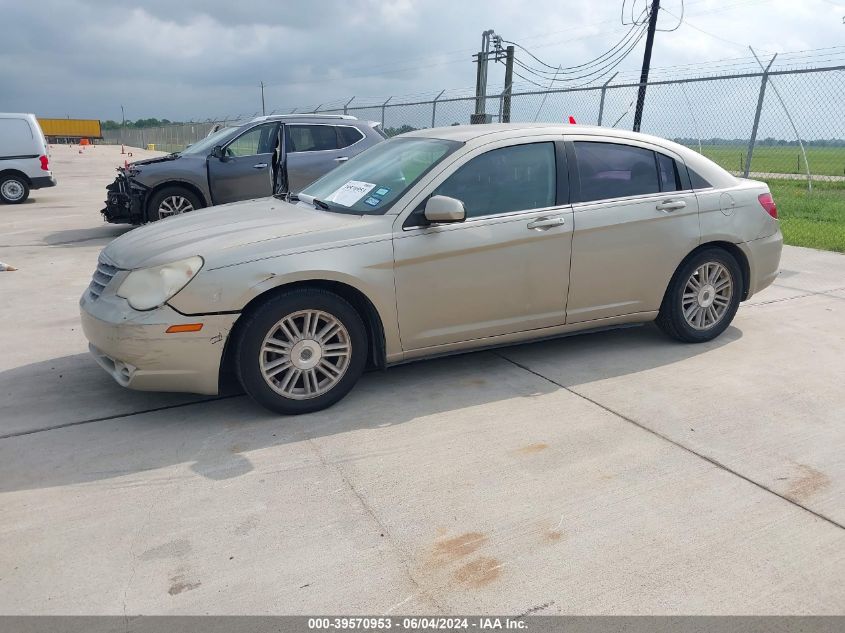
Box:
[38,118,102,141]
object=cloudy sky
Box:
[0,0,842,122]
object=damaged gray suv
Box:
[102,114,384,224]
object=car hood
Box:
[102,198,389,270]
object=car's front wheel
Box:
[0,173,29,204]
[234,289,368,415]
[657,248,742,343]
[145,186,202,222]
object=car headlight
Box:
[117,256,204,311]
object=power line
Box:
[503,21,648,79]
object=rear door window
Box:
[288,125,339,152]
[656,152,681,192]
[574,141,660,202]
[337,126,365,148]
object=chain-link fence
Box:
[103,65,845,182]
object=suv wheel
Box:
[656,248,742,343]
[0,174,29,204]
[145,186,202,222]
[235,289,368,415]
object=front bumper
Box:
[102,171,146,225]
[80,290,238,395]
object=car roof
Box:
[402,122,665,144]
[249,114,364,123]
[402,123,736,187]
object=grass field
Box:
[765,179,845,252]
[685,144,845,178]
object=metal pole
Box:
[343,96,355,115]
[260,81,266,115]
[431,89,445,128]
[502,45,514,123]
[745,53,777,177]
[381,97,392,130]
[597,72,618,126]
[633,0,660,132]
[474,52,485,118]
[749,47,812,191]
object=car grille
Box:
[87,255,121,300]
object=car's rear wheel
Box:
[145,186,202,222]
[656,248,742,343]
[234,289,368,415]
[0,174,29,204]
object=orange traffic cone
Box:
[124,159,129,168]
[121,145,126,154]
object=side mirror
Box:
[211,145,225,160]
[424,195,465,224]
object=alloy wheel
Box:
[157,195,194,219]
[682,261,733,330]
[259,309,351,400]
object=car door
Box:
[565,137,700,324]
[207,122,278,204]
[285,124,346,193]
[393,139,573,352]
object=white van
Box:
[0,113,56,204]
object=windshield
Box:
[180,126,238,155]
[300,137,461,215]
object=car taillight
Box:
[39,155,49,171]
[758,192,777,219]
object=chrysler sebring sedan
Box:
[80,124,782,414]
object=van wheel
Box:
[235,289,368,415]
[657,248,742,343]
[145,186,202,222]
[0,174,29,204]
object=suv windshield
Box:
[300,137,461,215]
[181,126,238,155]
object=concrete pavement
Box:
[0,145,843,614]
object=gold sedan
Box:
[80,124,782,414]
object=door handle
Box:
[253,163,268,169]
[656,199,686,212]
[527,216,565,230]
[334,156,349,162]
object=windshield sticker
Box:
[363,196,381,207]
[374,187,390,197]
[326,180,376,207]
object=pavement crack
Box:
[0,394,245,440]
[745,284,845,307]
[492,350,845,533]
[305,437,444,612]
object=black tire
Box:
[145,186,202,223]
[656,247,742,343]
[234,288,368,415]
[0,173,30,204]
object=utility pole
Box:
[632,0,660,132]
[260,81,266,116]
[472,29,495,124]
[502,45,515,123]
